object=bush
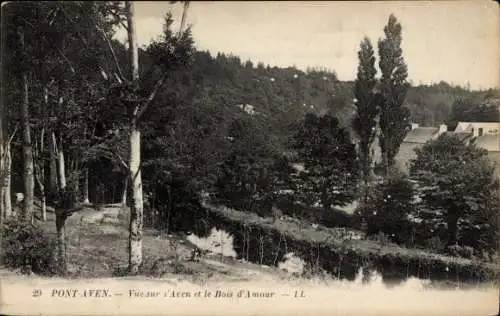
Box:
[446,244,474,259]
[1,217,57,275]
[275,197,354,228]
[364,171,416,245]
[425,236,445,252]
[148,175,212,237]
[373,231,390,246]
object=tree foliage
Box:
[446,97,500,131]
[352,37,380,199]
[291,113,359,209]
[410,134,499,253]
[215,116,279,216]
[377,14,411,173]
[362,170,416,245]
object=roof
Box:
[442,131,473,142]
[474,134,500,152]
[403,127,439,144]
[454,122,500,133]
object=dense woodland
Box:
[1,2,499,277]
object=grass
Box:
[26,204,295,284]
[3,199,497,285]
[201,201,498,276]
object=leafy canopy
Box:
[291,113,359,208]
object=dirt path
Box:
[29,204,295,283]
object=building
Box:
[454,122,499,136]
[395,121,500,177]
[394,123,448,173]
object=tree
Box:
[446,98,500,131]
[11,19,36,222]
[378,14,411,175]
[123,0,144,274]
[0,125,17,221]
[410,134,499,250]
[215,117,278,216]
[363,170,416,245]
[106,2,194,274]
[291,113,359,210]
[352,37,380,203]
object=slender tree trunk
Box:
[57,135,67,190]
[362,145,374,204]
[55,171,68,274]
[34,127,47,221]
[4,144,12,218]
[178,1,190,35]
[40,190,47,221]
[18,27,35,222]
[126,1,143,274]
[1,141,13,219]
[50,132,58,193]
[55,212,68,274]
[382,140,389,176]
[122,176,128,205]
[72,170,80,204]
[83,169,90,204]
[55,131,68,274]
[128,128,143,273]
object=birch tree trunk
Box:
[34,128,47,222]
[128,128,143,273]
[55,160,68,274]
[18,27,35,223]
[50,132,58,193]
[83,169,90,204]
[4,143,12,218]
[57,134,67,190]
[121,176,128,205]
[126,1,143,274]
[53,128,68,273]
[1,141,13,220]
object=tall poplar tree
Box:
[352,37,379,202]
[378,14,411,175]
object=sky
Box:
[114,1,499,90]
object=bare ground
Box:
[2,205,300,285]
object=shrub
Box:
[1,217,57,275]
[410,133,499,250]
[370,231,390,246]
[364,170,416,245]
[425,236,445,252]
[462,246,474,259]
[446,244,474,259]
[148,175,212,237]
[275,197,354,228]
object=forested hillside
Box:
[1,2,498,280]
[7,45,499,197]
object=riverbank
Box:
[3,200,497,285]
[200,201,498,284]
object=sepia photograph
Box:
[0,1,499,315]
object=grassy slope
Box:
[24,205,295,284]
[2,200,497,283]
[201,201,498,272]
